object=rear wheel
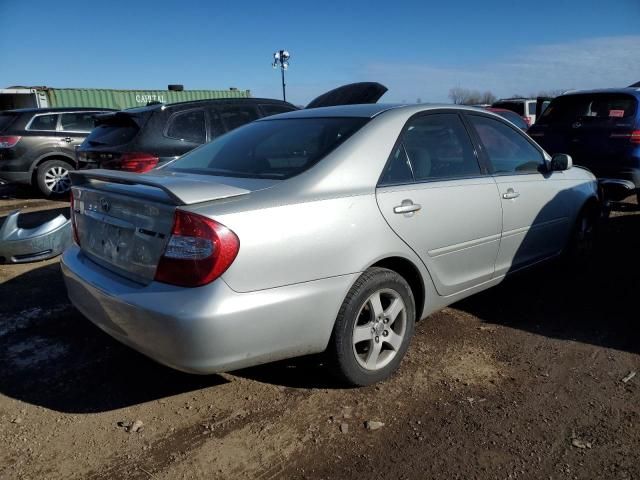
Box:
[36,159,72,197]
[328,267,415,386]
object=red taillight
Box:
[69,192,80,246]
[0,135,21,148]
[610,130,640,144]
[102,152,159,173]
[154,210,240,287]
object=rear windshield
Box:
[537,93,638,126]
[492,101,525,116]
[167,117,369,179]
[0,113,18,131]
[84,114,141,146]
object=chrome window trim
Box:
[26,111,106,133]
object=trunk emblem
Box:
[100,198,111,213]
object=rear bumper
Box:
[61,246,355,374]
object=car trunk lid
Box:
[69,169,253,284]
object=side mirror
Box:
[550,153,573,171]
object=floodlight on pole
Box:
[272,49,290,102]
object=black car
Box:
[528,88,640,202]
[77,82,388,173]
[77,98,297,172]
[0,107,114,196]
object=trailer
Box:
[0,85,251,111]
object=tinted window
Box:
[218,105,260,131]
[468,115,544,174]
[207,109,225,139]
[259,104,297,117]
[166,109,205,143]
[0,113,19,131]
[495,110,528,130]
[380,144,413,184]
[536,93,637,126]
[527,103,537,116]
[493,101,525,116]
[29,114,58,131]
[168,117,368,179]
[402,113,480,181]
[84,115,140,146]
[60,112,99,132]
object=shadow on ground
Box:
[0,263,227,414]
[0,203,638,410]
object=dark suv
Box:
[0,107,113,196]
[528,88,640,201]
[77,98,297,172]
[77,82,389,173]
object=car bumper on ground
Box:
[61,245,355,374]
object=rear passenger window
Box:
[527,103,537,115]
[380,144,414,185]
[401,113,481,181]
[60,112,99,132]
[166,110,205,143]
[29,114,58,131]
[468,115,544,174]
[218,105,260,131]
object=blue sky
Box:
[1,0,639,105]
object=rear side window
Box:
[218,104,260,131]
[166,109,206,143]
[493,101,525,116]
[60,112,99,132]
[402,113,481,181]
[29,114,58,131]
[259,104,297,117]
[537,93,637,125]
[168,117,369,179]
[0,113,19,131]
[527,103,537,116]
[468,115,544,174]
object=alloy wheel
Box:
[44,166,71,194]
[352,288,407,371]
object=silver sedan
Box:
[61,104,598,386]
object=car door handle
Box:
[502,189,520,200]
[393,200,421,214]
[60,137,73,143]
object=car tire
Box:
[565,203,599,265]
[36,159,73,197]
[328,267,415,386]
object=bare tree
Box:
[449,87,497,105]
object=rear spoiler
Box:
[69,169,250,206]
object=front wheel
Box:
[565,205,598,264]
[328,267,415,386]
[36,159,72,197]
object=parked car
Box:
[62,104,598,386]
[77,82,388,173]
[492,98,538,125]
[528,88,640,203]
[0,107,113,196]
[484,107,529,130]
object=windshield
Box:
[167,117,369,179]
[537,93,637,126]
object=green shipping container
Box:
[0,86,251,111]
[46,88,251,109]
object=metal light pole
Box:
[272,50,290,102]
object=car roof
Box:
[557,87,640,98]
[3,107,115,114]
[260,103,499,119]
[123,97,295,114]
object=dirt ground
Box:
[0,183,638,480]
